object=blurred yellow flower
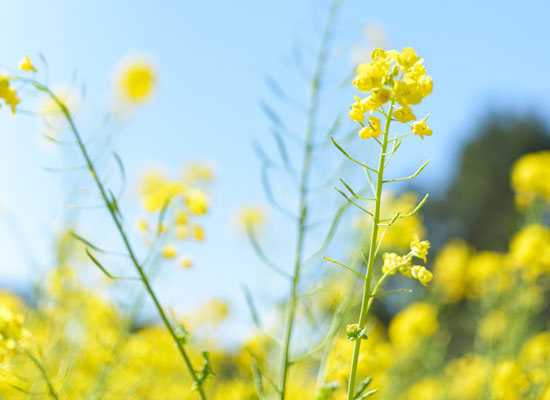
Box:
[406,377,444,400]
[433,239,471,303]
[178,255,194,269]
[511,151,550,208]
[445,354,490,400]
[0,74,20,114]
[236,205,265,232]
[509,224,550,280]
[185,188,210,215]
[491,359,529,400]
[161,243,177,259]
[479,309,508,342]
[18,55,36,72]
[389,302,438,349]
[115,55,156,104]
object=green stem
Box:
[278,2,342,398]
[35,83,207,400]
[347,98,395,400]
[20,345,58,400]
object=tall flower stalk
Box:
[325,47,434,399]
[11,74,209,399]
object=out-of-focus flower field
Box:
[0,1,549,399]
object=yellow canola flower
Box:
[193,225,205,241]
[433,239,471,303]
[445,354,491,400]
[359,116,382,139]
[349,95,367,122]
[411,265,433,286]
[509,224,550,280]
[406,377,445,400]
[140,170,186,212]
[161,243,177,259]
[382,252,410,275]
[184,162,215,184]
[411,117,433,139]
[115,55,156,104]
[18,55,36,72]
[393,106,416,123]
[178,255,193,269]
[465,251,513,299]
[396,47,423,71]
[236,205,265,232]
[0,74,20,114]
[479,309,508,342]
[410,234,430,262]
[520,331,550,384]
[511,151,550,208]
[389,302,438,349]
[185,188,209,215]
[491,359,529,400]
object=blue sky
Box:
[0,0,548,341]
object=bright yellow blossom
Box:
[411,117,432,139]
[18,55,36,72]
[0,74,20,114]
[491,359,529,400]
[411,265,433,286]
[393,106,416,123]
[359,116,382,139]
[410,234,430,261]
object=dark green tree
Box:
[424,113,550,252]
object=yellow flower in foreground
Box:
[411,117,432,139]
[393,106,416,123]
[116,55,156,104]
[491,359,529,400]
[18,55,36,72]
[359,116,382,139]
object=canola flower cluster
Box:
[349,47,432,140]
[381,235,433,286]
[137,163,213,269]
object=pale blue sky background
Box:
[0,0,548,342]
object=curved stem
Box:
[33,82,207,399]
[347,98,395,400]
[20,344,59,400]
